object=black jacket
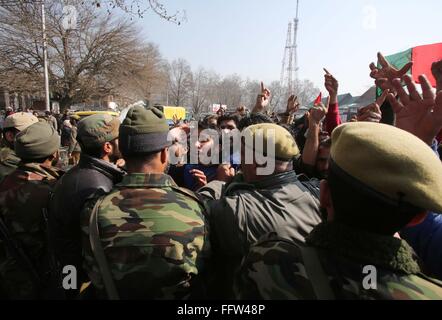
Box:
[48,154,125,285]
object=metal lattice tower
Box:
[280,22,293,96]
[280,0,300,98]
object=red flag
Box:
[411,43,442,87]
[314,92,322,106]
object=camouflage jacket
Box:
[0,163,63,299]
[198,171,322,298]
[0,147,20,182]
[81,173,211,300]
[236,222,442,300]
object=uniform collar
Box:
[17,162,63,180]
[117,173,177,188]
[251,171,298,189]
[79,154,125,182]
[306,222,421,275]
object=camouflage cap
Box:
[242,123,300,161]
[77,114,120,149]
[119,106,171,155]
[3,112,38,131]
[331,122,442,213]
[15,122,60,160]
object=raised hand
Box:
[308,102,327,126]
[172,114,182,127]
[115,158,126,168]
[217,164,236,184]
[357,89,388,123]
[387,74,442,145]
[324,68,338,104]
[190,169,208,188]
[370,52,413,92]
[286,95,300,114]
[253,82,271,113]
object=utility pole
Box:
[41,0,50,111]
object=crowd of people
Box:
[1,53,442,300]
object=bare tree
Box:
[268,81,285,112]
[188,68,222,117]
[92,0,186,24]
[114,43,167,103]
[189,68,207,117]
[167,58,192,107]
[241,80,260,109]
[0,0,145,109]
[215,74,243,109]
[294,79,320,106]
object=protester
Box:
[173,121,228,191]
[218,113,240,133]
[45,111,58,132]
[68,116,81,165]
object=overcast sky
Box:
[135,0,442,96]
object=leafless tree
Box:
[241,80,260,109]
[92,0,186,24]
[214,74,243,108]
[0,0,147,109]
[189,68,207,117]
[167,58,192,107]
[294,79,320,106]
[268,81,285,112]
[188,68,222,117]
[114,43,167,104]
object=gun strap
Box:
[89,198,120,300]
[299,245,335,300]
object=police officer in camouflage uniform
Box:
[0,113,38,182]
[0,122,62,299]
[49,114,125,299]
[81,106,210,300]
[237,122,442,300]
[199,123,322,299]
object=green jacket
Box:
[198,171,322,298]
[0,163,63,299]
[237,222,442,300]
[0,147,20,182]
[81,173,211,300]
